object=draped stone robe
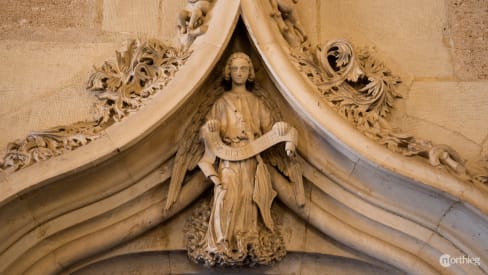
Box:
[204,90,276,256]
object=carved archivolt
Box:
[1,2,487,274]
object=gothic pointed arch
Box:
[0,1,486,274]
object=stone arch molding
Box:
[0,0,487,274]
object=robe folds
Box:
[189,90,285,266]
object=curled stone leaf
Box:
[87,39,191,125]
[290,39,486,183]
[1,39,190,173]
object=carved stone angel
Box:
[166,52,305,267]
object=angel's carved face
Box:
[230,57,250,86]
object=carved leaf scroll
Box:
[0,0,217,174]
[294,39,488,182]
[87,39,191,125]
[267,0,488,183]
[290,40,482,182]
[1,39,190,172]
[0,122,101,171]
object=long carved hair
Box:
[222,52,255,91]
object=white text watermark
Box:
[439,254,481,268]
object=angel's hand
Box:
[274,121,289,136]
[209,175,224,188]
[285,141,296,158]
[207,120,220,132]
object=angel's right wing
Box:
[165,85,224,210]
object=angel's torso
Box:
[207,91,273,147]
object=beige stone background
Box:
[294,0,488,162]
[0,0,185,155]
[0,0,487,163]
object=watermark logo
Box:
[439,254,481,268]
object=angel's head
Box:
[223,52,255,91]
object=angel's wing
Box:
[254,85,306,207]
[253,83,282,123]
[165,85,224,210]
[262,144,305,207]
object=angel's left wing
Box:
[262,144,305,207]
[165,85,224,210]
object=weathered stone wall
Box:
[446,0,488,80]
[0,0,99,34]
[297,0,488,162]
[0,0,184,154]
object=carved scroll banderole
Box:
[197,121,305,213]
[198,122,298,166]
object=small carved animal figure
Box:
[269,0,307,42]
[178,0,212,34]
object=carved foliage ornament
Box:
[269,0,487,184]
[0,39,190,172]
[0,0,217,172]
[87,39,190,124]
